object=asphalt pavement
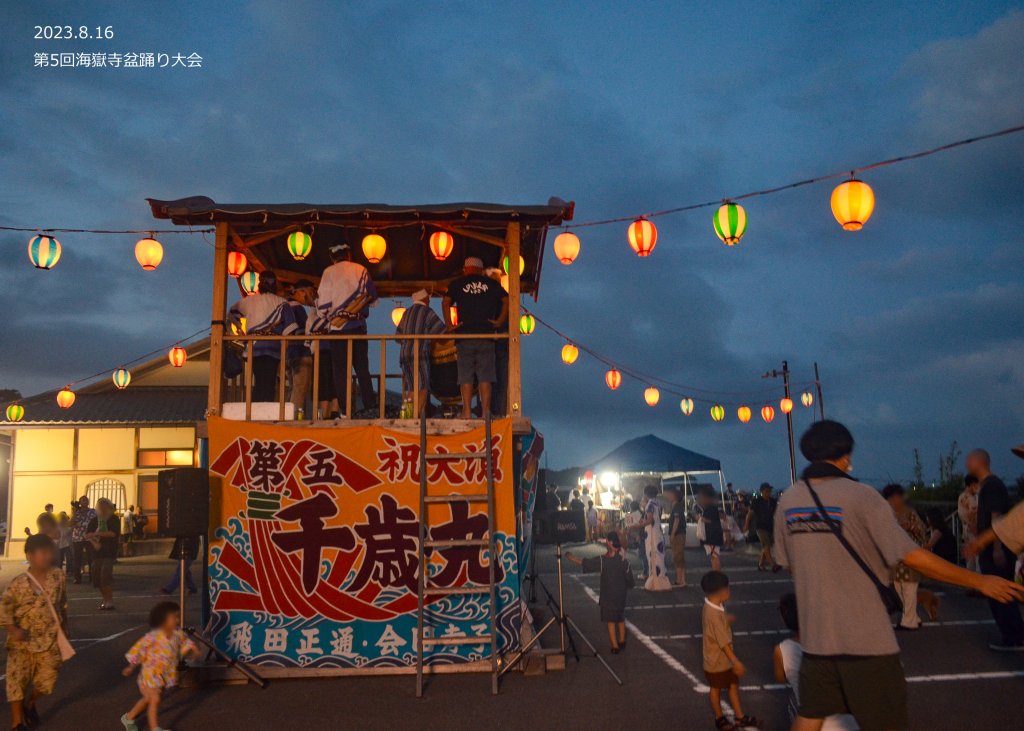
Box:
[0,544,1019,730]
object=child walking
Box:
[1,534,70,731]
[773,593,858,730]
[566,532,634,652]
[121,601,200,731]
[701,571,760,730]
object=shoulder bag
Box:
[803,481,904,616]
[24,572,75,661]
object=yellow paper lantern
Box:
[710,404,725,422]
[553,232,580,265]
[644,387,660,406]
[134,237,164,270]
[780,397,793,414]
[737,405,752,423]
[627,218,657,257]
[56,388,75,409]
[831,178,875,231]
[680,398,694,416]
[391,306,406,327]
[801,391,814,408]
[362,234,387,263]
[561,344,579,365]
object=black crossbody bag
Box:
[804,480,904,615]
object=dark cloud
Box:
[2,2,1023,488]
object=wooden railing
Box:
[223,332,510,423]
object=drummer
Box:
[396,289,446,416]
[443,257,508,419]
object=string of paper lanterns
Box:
[546,124,1023,262]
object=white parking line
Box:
[570,575,710,692]
[649,620,996,641]
[70,625,143,646]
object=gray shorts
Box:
[456,340,496,385]
[91,557,115,588]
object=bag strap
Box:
[24,572,63,628]
[803,480,891,595]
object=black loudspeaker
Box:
[158,467,209,537]
[532,509,586,545]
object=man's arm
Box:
[902,547,1024,603]
[442,296,454,329]
[491,296,508,328]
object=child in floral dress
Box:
[121,601,199,731]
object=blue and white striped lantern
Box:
[112,368,131,390]
[27,235,62,269]
[240,271,259,295]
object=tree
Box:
[0,389,21,404]
[911,449,924,490]
[938,441,963,493]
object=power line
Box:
[564,123,1024,229]
[0,226,213,235]
[522,307,817,405]
[62,326,211,388]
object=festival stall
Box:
[588,434,727,547]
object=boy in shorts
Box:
[1,534,69,730]
[701,570,760,730]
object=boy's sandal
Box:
[736,715,762,728]
[714,717,735,730]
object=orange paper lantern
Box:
[831,178,875,231]
[362,234,387,263]
[227,251,248,277]
[627,218,657,257]
[605,369,622,390]
[737,405,752,423]
[644,387,660,406]
[56,388,75,409]
[429,231,454,261]
[780,397,794,414]
[561,344,579,365]
[134,237,164,270]
[553,231,581,265]
[168,346,187,368]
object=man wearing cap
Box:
[396,290,447,416]
[229,270,297,402]
[317,244,378,417]
[443,257,507,418]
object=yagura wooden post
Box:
[505,221,522,416]
[208,222,230,417]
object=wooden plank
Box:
[505,222,522,416]
[433,223,506,248]
[208,223,230,417]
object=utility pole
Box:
[763,361,797,484]
[814,362,825,420]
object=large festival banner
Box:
[206,416,520,670]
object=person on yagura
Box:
[442,256,507,419]
[228,270,298,402]
[317,243,378,417]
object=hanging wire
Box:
[0,226,214,234]
[564,123,1024,229]
[523,307,816,406]
[61,326,212,389]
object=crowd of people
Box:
[562,422,1024,730]
[228,249,511,420]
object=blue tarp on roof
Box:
[589,434,721,474]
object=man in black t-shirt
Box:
[85,498,120,610]
[667,488,688,586]
[966,448,1024,650]
[443,257,508,418]
[744,483,780,572]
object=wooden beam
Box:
[208,223,230,417]
[434,223,507,249]
[505,222,522,416]
[235,224,301,251]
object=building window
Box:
[84,478,128,513]
[137,449,195,468]
[137,475,160,535]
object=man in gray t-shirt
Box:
[776,421,1024,731]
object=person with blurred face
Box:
[965,448,1024,651]
[86,499,120,611]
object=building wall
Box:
[6,424,197,555]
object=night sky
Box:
[2,2,1022,489]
